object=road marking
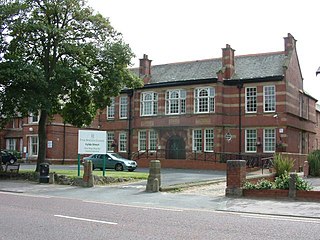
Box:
[241,214,320,224]
[0,191,51,198]
[83,200,183,212]
[54,215,118,225]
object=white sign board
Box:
[78,130,107,154]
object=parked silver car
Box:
[83,153,137,172]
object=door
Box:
[166,136,186,159]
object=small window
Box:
[119,132,127,152]
[194,87,215,113]
[138,130,147,151]
[245,129,257,152]
[106,132,115,152]
[245,87,257,113]
[192,129,202,151]
[107,98,115,119]
[264,128,276,153]
[165,90,186,115]
[149,130,158,151]
[204,129,214,152]
[140,92,158,116]
[264,86,276,112]
[119,96,128,119]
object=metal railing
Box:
[132,149,273,168]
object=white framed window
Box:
[149,130,158,151]
[106,132,115,152]
[107,97,115,119]
[28,113,39,123]
[138,130,147,151]
[264,128,276,153]
[6,139,16,151]
[264,85,276,112]
[119,96,128,119]
[194,87,215,113]
[245,87,257,113]
[140,92,158,116]
[245,129,257,153]
[29,135,38,156]
[165,89,186,115]
[119,132,127,152]
[205,129,214,152]
[192,129,202,151]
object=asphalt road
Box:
[1,191,320,240]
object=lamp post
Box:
[237,81,243,158]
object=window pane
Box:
[264,129,275,152]
[205,129,214,152]
[139,131,147,151]
[246,87,257,113]
[149,130,157,151]
[107,132,115,152]
[119,132,127,152]
[107,98,115,119]
[120,96,128,119]
[195,88,215,113]
[193,129,202,151]
[264,86,276,112]
[245,129,257,152]
[141,92,158,116]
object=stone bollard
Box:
[146,160,161,192]
[83,160,94,187]
[289,172,297,198]
[303,161,309,177]
[225,160,246,197]
[49,172,55,184]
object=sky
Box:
[88,0,320,101]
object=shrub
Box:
[273,154,294,177]
[274,172,290,189]
[243,179,274,190]
[244,172,313,191]
[307,150,320,177]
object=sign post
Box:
[78,130,107,177]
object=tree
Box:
[0,0,142,171]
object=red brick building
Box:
[1,33,319,169]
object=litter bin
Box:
[39,163,50,183]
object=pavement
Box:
[1,165,320,219]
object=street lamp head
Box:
[273,114,278,118]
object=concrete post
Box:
[83,160,94,187]
[289,173,297,198]
[225,160,246,197]
[146,160,161,192]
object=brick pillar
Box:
[226,160,246,197]
[146,160,161,192]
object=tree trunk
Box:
[36,110,48,171]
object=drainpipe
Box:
[128,89,133,159]
[237,81,243,158]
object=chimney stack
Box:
[284,33,296,56]
[139,54,152,84]
[222,44,235,79]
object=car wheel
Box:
[115,163,124,171]
[9,158,15,165]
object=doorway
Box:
[166,136,186,159]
